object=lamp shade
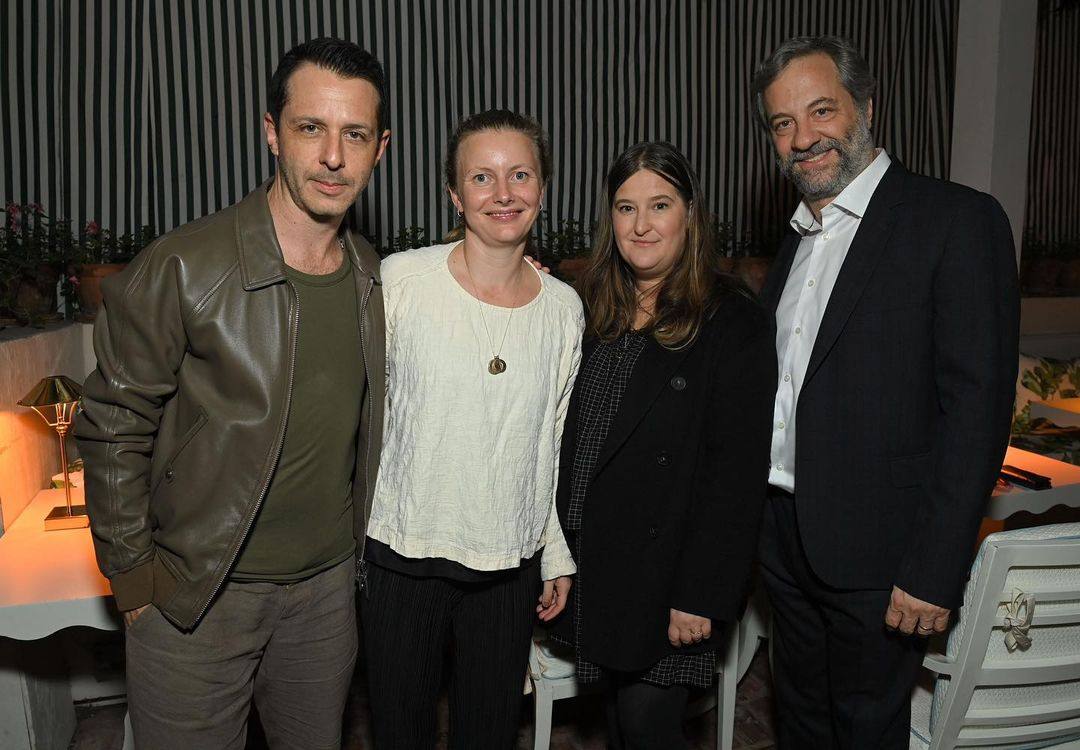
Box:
[18,375,83,408]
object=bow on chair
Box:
[1002,589,1035,652]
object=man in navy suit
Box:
[753,36,1019,748]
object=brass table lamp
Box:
[18,375,89,530]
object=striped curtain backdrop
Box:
[3,0,957,254]
[1024,0,1080,249]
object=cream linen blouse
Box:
[366,243,582,579]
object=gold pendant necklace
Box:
[462,247,516,375]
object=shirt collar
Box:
[789,149,892,235]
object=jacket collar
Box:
[236,179,381,291]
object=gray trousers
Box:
[124,558,358,749]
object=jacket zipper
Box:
[356,275,374,593]
[193,281,301,624]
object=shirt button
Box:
[777,421,785,430]
[823,231,831,240]
[655,452,671,467]
[776,463,784,471]
[784,373,791,382]
[807,279,815,287]
[794,326,802,335]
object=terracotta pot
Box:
[77,263,127,320]
[1022,257,1063,294]
[555,257,590,281]
[1059,258,1080,293]
[735,256,772,295]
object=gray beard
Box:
[777,115,875,203]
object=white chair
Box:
[910,521,1080,749]
[528,593,768,750]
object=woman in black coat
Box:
[553,142,776,749]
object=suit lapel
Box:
[592,335,693,478]
[803,162,906,384]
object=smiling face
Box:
[763,52,875,206]
[264,63,390,221]
[448,128,544,250]
[611,168,689,284]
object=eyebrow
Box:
[614,193,675,203]
[768,97,839,123]
[290,115,373,131]
[466,163,536,173]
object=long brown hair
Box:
[577,141,739,349]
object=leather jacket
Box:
[74,182,385,630]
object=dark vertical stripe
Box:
[1,0,979,257]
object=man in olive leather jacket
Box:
[74,38,389,748]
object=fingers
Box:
[898,609,919,635]
[539,580,554,608]
[668,610,710,646]
[884,586,951,637]
[536,578,572,622]
[536,580,554,617]
[932,611,950,633]
[884,603,903,630]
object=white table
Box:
[1030,397,1080,428]
[0,488,118,750]
[986,445,1080,519]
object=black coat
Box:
[758,161,1020,610]
[553,291,776,673]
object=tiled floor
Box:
[71,648,776,749]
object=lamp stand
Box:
[42,405,88,531]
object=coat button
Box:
[648,527,658,539]
[655,451,671,467]
[165,468,175,483]
[670,375,686,390]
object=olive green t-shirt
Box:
[232,252,363,581]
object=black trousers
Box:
[759,489,926,750]
[360,561,542,750]
[604,674,689,750]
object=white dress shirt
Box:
[769,149,891,492]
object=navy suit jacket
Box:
[759,161,1020,609]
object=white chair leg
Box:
[123,709,135,750]
[716,622,739,750]
[533,684,554,750]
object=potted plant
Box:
[382,225,429,257]
[715,219,777,294]
[0,202,66,326]
[73,221,154,321]
[539,217,593,281]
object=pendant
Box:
[488,356,507,375]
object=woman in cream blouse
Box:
[361,109,582,749]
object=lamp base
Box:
[44,504,90,531]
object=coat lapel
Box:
[803,162,906,385]
[591,335,693,478]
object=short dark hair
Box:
[750,36,876,131]
[268,38,387,132]
[443,109,553,189]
